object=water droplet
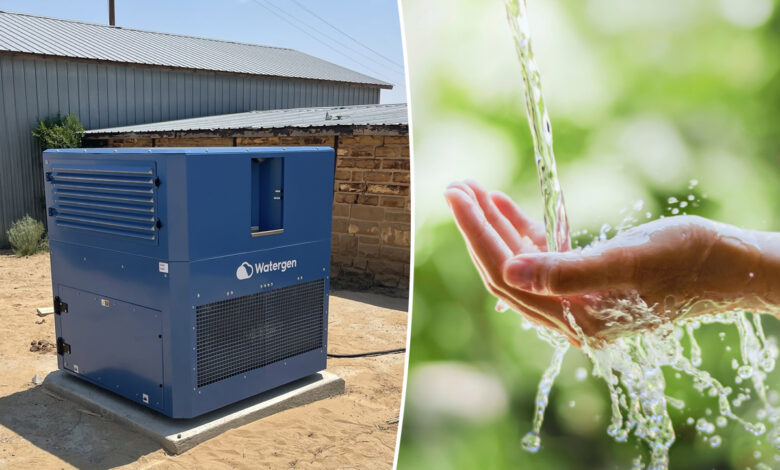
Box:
[738,365,753,379]
[679,201,688,208]
[521,431,541,453]
[671,208,680,215]
[569,400,575,408]
[696,418,715,434]
[598,223,611,240]
[768,427,780,448]
[717,416,728,427]
[748,422,767,436]
[749,272,755,278]
[719,332,726,341]
[710,435,721,447]
[667,196,679,204]
[687,417,695,425]
[575,367,588,381]
[755,450,762,459]
[688,194,695,201]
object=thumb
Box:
[503,251,632,295]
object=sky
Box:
[0,0,407,103]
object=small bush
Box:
[7,215,48,256]
[32,113,84,150]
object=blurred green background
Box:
[398,0,780,468]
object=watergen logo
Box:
[235,259,298,280]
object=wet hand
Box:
[445,180,771,346]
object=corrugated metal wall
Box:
[0,54,381,246]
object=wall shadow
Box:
[332,289,409,312]
[0,384,160,469]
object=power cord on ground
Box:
[327,348,405,358]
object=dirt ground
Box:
[0,252,408,469]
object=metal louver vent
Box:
[48,163,157,240]
[196,279,325,388]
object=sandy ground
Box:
[0,252,408,469]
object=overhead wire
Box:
[249,0,401,84]
[264,0,403,75]
[288,0,404,71]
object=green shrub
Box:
[32,113,84,150]
[7,215,48,256]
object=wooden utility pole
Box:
[108,0,115,26]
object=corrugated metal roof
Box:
[87,103,408,134]
[0,10,391,88]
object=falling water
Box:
[503,0,569,253]
[500,1,780,468]
[503,0,573,453]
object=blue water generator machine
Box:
[43,147,334,418]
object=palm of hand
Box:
[444,180,745,346]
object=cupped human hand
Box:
[444,180,766,346]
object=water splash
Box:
[499,1,780,468]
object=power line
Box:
[249,0,402,83]
[248,0,390,81]
[289,0,404,70]
[265,0,404,76]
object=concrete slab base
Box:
[43,370,346,454]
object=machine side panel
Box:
[57,285,164,411]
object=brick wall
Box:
[332,135,410,291]
[84,132,411,293]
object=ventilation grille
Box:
[48,163,157,241]
[196,279,325,388]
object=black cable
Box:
[327,347,406,358]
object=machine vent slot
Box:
[49,163,157,240]
[195,279,325,388]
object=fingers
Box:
[504,250,635,295]
[461,180,532,255]
[445,186,513,281]
[489,190,548,251]
[445,186,566,332]
[445,183,586,343]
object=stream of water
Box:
[502,1,780,468]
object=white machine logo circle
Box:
[236,262,254,280]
